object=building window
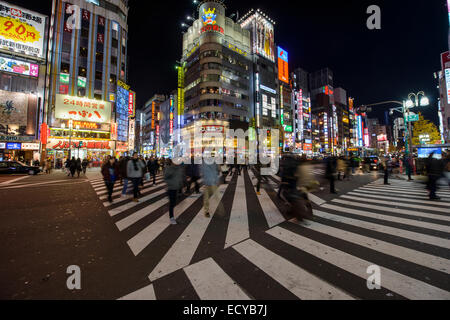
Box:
[79,47,88,57]
[95,71,102,81]
[96,52,104,63]
[79,67,87,77]
[112,38,118,48]
[94,93,102,100]
[110,74,117,84]
[77,88,86,97]
[111,56,117,65]
[60,62,70,74]
[81,27,89,38]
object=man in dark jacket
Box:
[185,161,200,194]
[164,159,183,225]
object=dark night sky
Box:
[13,0,449,125]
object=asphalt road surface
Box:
[1,165,449,300]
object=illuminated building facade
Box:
[181,0,253,155]
[45,0,132,164]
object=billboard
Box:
[0,90,38,137]
[278,46,289,84]
[54,94,111,124]
[0,56,38,77]
[0,1,47,59]
[418,148,442,159]
[254,15,275,62]
[128,91,135,118]
[116,85,129,142]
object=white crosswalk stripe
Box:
[88,171,450,300]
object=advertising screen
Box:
[54,94,111,124]
[116,85,130,142]
[0,56,38,77]
[0,1,47,59]
[418,148,442,159]
[6,142,21,150]
[445,69,450,104]
[254,15,275,62]
[278,46,289,84]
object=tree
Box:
[411,113,441,146]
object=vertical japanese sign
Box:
[151,101,156,130]
[177,62,186,129]
[128,91,135,118]
[277,46,289,84]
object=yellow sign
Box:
[0,16,41,44]
[117,80,130,91]
[228,43,247,57]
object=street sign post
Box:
[407,114,419,122]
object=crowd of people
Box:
[96,151,450,224]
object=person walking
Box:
[164,159,183,225]
[46,158,52,174]
[383,156,391,185]
[69,157,77,178]
[325,155,338,194]
[101,155,119,203]
[148,157,159,186]
[118,156,129,198]
[255,161,268,195]
[82,158,89,175]
[201,161,220,218]
[76,158,82,178]
[127,152,146,202]
[426,152,444,200]
[337,156,345,181]
[221,162,229,184]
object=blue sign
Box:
[418,148,442,159]
[116,86,130,142]
[278,47,288,62]
[6,143,21,150]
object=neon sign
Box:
[202,8,217,25]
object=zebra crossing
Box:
[89,170,450,300]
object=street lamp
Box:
[358,91,429,156]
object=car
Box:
[0,161,41,175]
[360,156,381,171]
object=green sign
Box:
[283,125,293,132]
[60,73,70,84]
[78,76,86,88]
[407,114,419,122]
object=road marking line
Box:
[127,187,205,256]
[294,219,450,274]
[148,184,227,281]
[338,195,450,215]
[184,258,251,300]
[349,190,450,207]
[108,189,167,217]
[331,198,450,222]
[266,226,450,300]
[225,175,249,249]
[233,239,353,300]
[118,284,156,300]
[248,170,285,228]
[0,175,29,186]
[315,209,450,250]
[116,198,168,231]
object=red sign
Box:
[200,25,224,34]
[303,143,312,151]
[128,91,135,117]
[59,84,69,94]
[40,123,48,145]
[441,51,450,69]
[53,141,111,150]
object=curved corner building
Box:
[181,0,253,156]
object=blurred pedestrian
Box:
[383,156,391,185]
[325,156,338,194]
[147,156,160,186]
[337,156,345,181]
[45,158,52,174]
[101,155,119,203]
[186,160,200,194]
[221,162,229,184]
[118,156,129,198]
[69,157,77,178]
[82,158,89,175]
[127,152,146,202]
[164,159,183,225]
[76,158,82,178]
[426,152,444,200]
[201,161,220,218]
